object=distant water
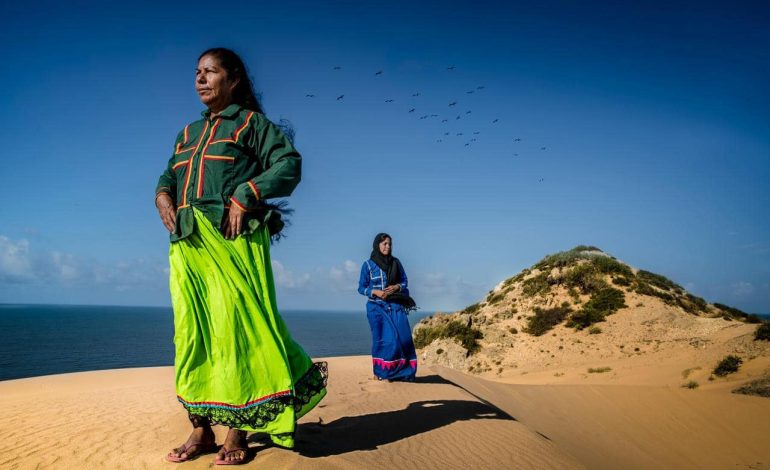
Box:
[0,304,433,382]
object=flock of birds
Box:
[302,65,549,182]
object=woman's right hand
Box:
[155,193,176,233]
[372,289,386,299]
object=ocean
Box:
[0,304,433,382]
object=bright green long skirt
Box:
[169,208,327,448]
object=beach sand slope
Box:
[437,365,770,470]
[0,356,580,469]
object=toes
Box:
[225,450,244,462]
[170,446,186,458]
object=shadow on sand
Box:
[285,397,512,457]
[245,373,515,457]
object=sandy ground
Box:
[438,365,770,470]
[0,357,581,470]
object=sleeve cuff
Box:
[247,181,261,200]
[232,181,261,211]
[229,196,248,212]
[155,188,173,202]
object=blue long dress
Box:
[358,260,417,381]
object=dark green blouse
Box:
[155,104,301,242]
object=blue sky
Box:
[1,0,768,312]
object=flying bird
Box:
[436,139,443,142]
[412,92,421,97]
[305,94,315,98]
[541,147,547,150]
[539,178,544,182]
[430,114,438,117]
[473,131,480,135]
[441,119,448,123]
[385,99,394,103]
[420,115,429,119]
[464,143,470,147]
[448,101,457,106]
[456,133,463,136]
[466,90,475,94]
[408,108,415,113]
[447,65,456,70]
[456,115,461,120]
[492,119,499,123]
[513,153,519,157]
[465,110,472,114]
[470,138,477,142]
[514,138,522,142]
[375,70,383,75]
[477,86,485,90]
[444,132,450,135]
[333,66,341,70]
[336,94,344,101]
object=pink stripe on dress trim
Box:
[372,358,417,369]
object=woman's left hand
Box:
[384,285,400,295]
[223,203,245,239]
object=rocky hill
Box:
[414,246,770,389]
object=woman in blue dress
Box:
[358,233,418,381]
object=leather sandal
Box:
[165,442,219,463]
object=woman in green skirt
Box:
[156,48,327,465]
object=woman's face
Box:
[378,237,392,256]
[195,54,237,112]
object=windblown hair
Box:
[198,47,296,143]
[198,47,264,114]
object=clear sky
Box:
[1,0,768,313]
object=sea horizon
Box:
[0,303,435,382]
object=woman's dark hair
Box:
[198,47,264,114]
[198,47,295,143]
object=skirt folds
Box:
[366,301,417,381]
[169,208,327,448]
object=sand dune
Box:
[437,365,770,470]
[0,357,581,469]
[2,355,767,469]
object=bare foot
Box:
[216,429,249,464]
[167,426,217,462]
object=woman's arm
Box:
[230,115,301,211]
[155,133,181,232]
[397,262,408,292]
[358,262,385,299]
[358,262,371,297]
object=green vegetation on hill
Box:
[635,282,674,303]
[567,287,627,330]
[733,376,770,398]
[713,355,743,377]
[524,305,573,336]
[714,303,763,323]
[419,246,768,352]
[521,271,551,297]
[486,290,506,305]
[591,256,634,277]
[636,270,683,292]
[755,323,770,341]
[677,293,708,314]
[414,319,484,355]
[534,246,603,271]
[463,302,482,315]
[563,263,609,294]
